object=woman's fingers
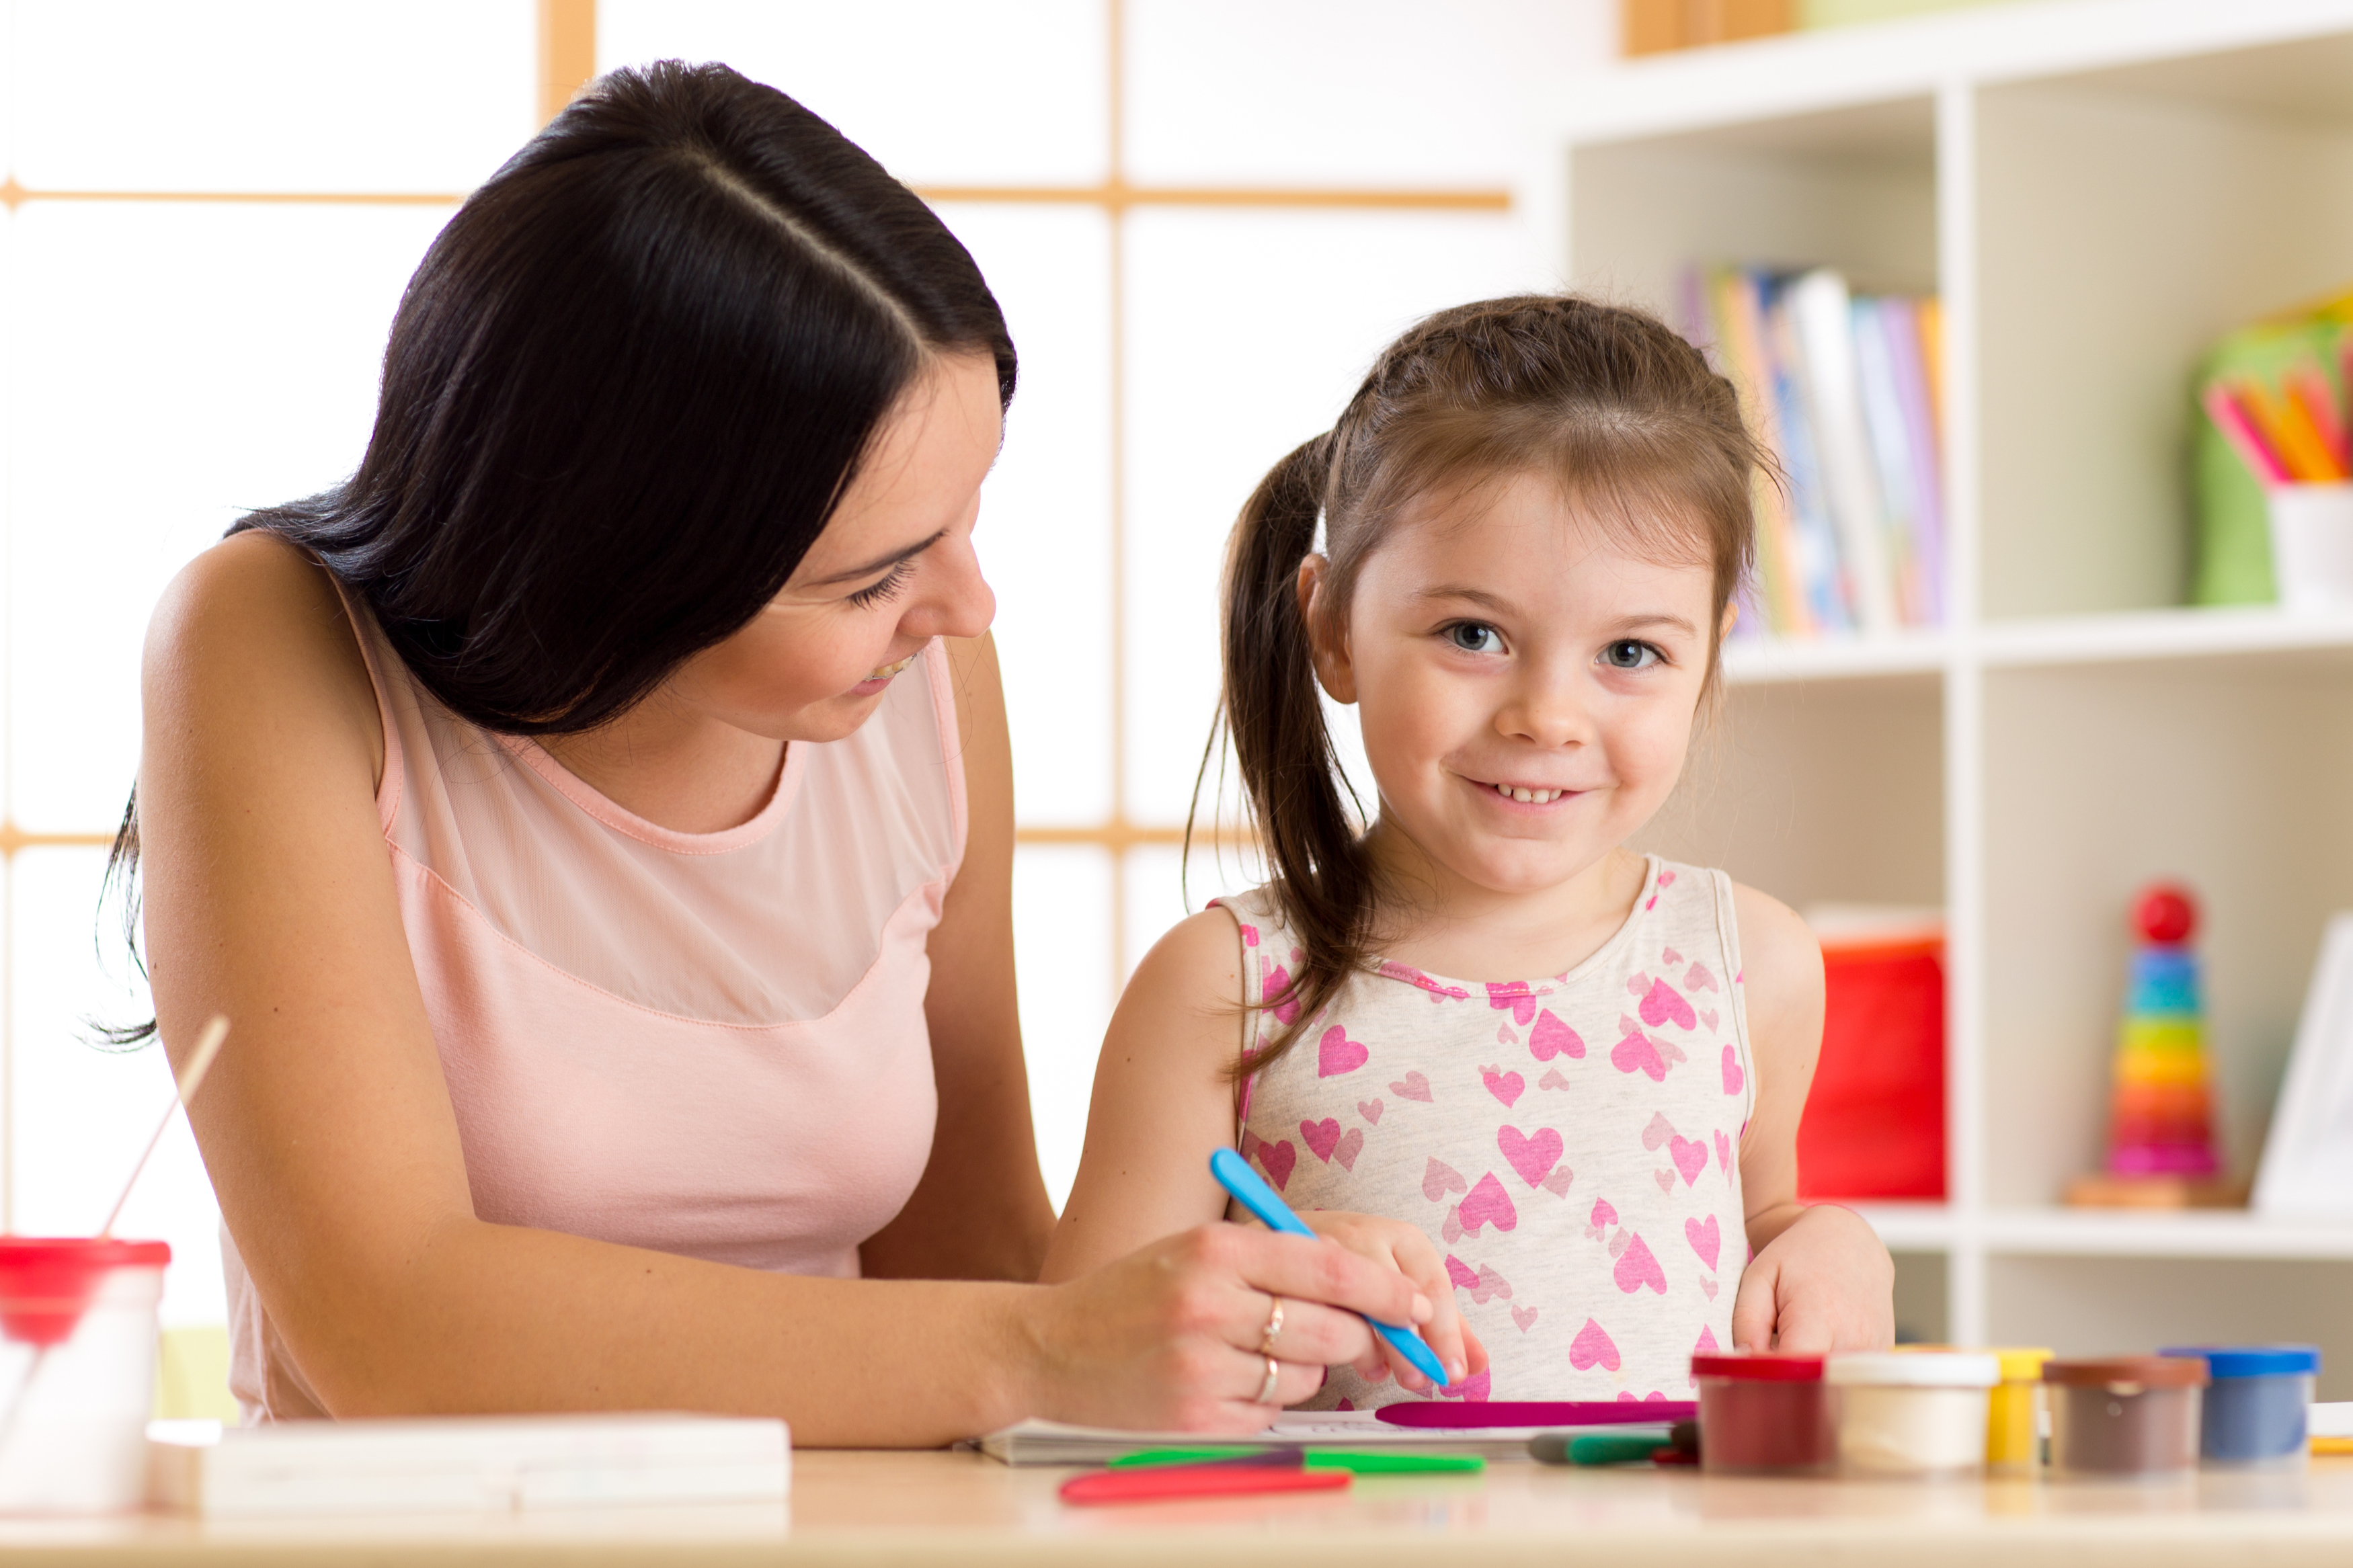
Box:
[1219,1226,1427,1346]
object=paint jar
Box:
[1986,1348,2054,1473]
[2159,1346,2320,1469]
[0,1237,170,1514]
[1693,1353,1832,1474]
[2266,483,2353,610]
[1825,1351,1999,1477]
[2043,1356,2206,1479]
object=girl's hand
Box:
[1730,1204,1894,1354]
[1302,1210,1485,1391]
[1020,1223,1434,1432]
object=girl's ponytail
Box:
[1209,432,1378,1077]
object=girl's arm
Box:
[1043,910,1478,1388]
[1726,883,1894,1353]
[140,534,1428,1442]
[860,632,1055,1283]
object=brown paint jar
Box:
[1693,1352,1833,1475]
[2043,1356,2208,1478]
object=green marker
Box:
[1303,1451,1484,1475]
[1109,1447,1272,1469]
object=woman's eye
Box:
[1447,623,1502,654]
[846,561,915,609]
[1602,639,1661,670]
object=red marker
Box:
[1060,1462,1350,1505]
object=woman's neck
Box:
[1359,822,1648,984]
[538,696,786,835]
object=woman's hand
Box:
[1018,1223,1433,1432]
[1302,1210,1484,1391]
[1729,1203,1894,1354]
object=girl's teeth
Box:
[1494,783,1562,804]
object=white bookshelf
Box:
[1546,0,2353,1393]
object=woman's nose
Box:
[907,534,995,643]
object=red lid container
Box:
[0,1237,171,1348]
[1692,1353,1825,1381]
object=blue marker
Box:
[1209,1147,1452,1387]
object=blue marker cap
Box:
[1209,1148,1452,1387]
[2159,1346,2321,1378]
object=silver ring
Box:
[1257,1294,1285,1356]
[1257,1355,1281,1406]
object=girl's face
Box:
[1305,469,1720,900]
[667,352,1003,743]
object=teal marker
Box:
[1209,1147,1452,1387]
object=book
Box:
[972,1411,1646,1465]
[1787,269,1899,635]
[145,1413,789,1517]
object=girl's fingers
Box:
[1728,1257,1780,1351]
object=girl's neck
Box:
[539,696,786,836]
[1359,821,1648,985]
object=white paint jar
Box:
[1826,1352,1999,1478]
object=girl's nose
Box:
[1496,668,1595,749]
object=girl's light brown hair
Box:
[1199,293,1761,1080]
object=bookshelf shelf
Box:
[1550,0,2353,1394]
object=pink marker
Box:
[2203,382,2290,487]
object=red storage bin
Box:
[1796,925,1946,1200]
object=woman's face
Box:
[669,352,1004,743]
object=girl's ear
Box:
[1296,554,1357,705]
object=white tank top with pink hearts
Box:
[1225,855,1754,1407]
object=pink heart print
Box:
[1496,1024,1519,1046]
[1714,1128,1732,1175]
[1257,1139,1297,1191]
[1662,947,1683,967]
[1445,1255,1480,1291]
[1512,1305,1540,1333]
[1607,1230,1632,1260]
[1484,981,1539,1026]
[1441,1208,1464,1244]
[1470,1265,1512,1305]
[1685,961,1717,993]
[1611,1028,1667,1083]
[1358,1098,1384,1124]
[1422,1157,1469,1202]
[1318,1026,1369,1077]
[1700,1009,1719,1033]
[1700,1278,1718,1301]
[1482,1066,1525,1107]
[1640,978,1698,1032]
[1302,1118,1342,1161]
[1540,1167,1575,1197]
[1669,1135,1709,1187]
[1529,1009,1586,1061]
[1439,1368,1492,1401]
[1626,972,1650,997]
[1653,1169,1677,1194]
[1640,1111,1677,1152]
[1332,1128,1363,1171]
[1569,1317,1622,1372]
[1685,1214,1721,1271]
[1392,1071,1434,1102]
[1497,1125,1564,1187]
[1721,1046,1745,1096]
[1237,923,1259,948]
[1537,1067,1572,1092]
[1585,1198,1618,1240]
[1264,962,1302,1026]
[1458,1172,1519,1233]
[1612,1232,1669,1294]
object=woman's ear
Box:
[1296,554,1357,704]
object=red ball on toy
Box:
[2133,882,2197,944]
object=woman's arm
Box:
[1726,882,1893,1353]
[860,632,1055,1282]
[141,534,1430,1442]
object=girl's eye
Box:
[1447,622,1503,655]
[1601,639,1662,671]
[846,561,915,609]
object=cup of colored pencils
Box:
[2204,350,2353,611]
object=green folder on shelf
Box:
[2194,288,2353,606]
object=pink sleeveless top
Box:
[224,593,965,1421]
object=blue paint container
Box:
[2158,1346,2319,1468]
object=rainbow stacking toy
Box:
[2068,883,2237,1206]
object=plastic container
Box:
[1693,1353,1832,1474]
[2159,1346,2320,1469]
[1798,917,1945,1200]
[1825,1351,1999,1477]
[1985,1348,2054,1473]
[2043,1356,2206,1479]
[2266,483,2353,611]
[0,1237,170,1514]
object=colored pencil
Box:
[2202,382,2290,487]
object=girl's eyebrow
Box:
[1613,612,1700,636]
[1417,584,1513,612]
[805,528,949,587]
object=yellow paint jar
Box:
[1987,1347,2054,1471]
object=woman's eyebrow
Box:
[805,528,949,587]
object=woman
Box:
[123,63,1432,1444]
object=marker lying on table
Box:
[1111,1447,1485,1475]
[1060,1463,1349,1505]
[1209,1147,1452,1388]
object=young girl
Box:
[1043,294,1893,1407]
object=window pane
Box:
[1121,841,1263,987]
[1012,843,1113,1210]
[8,202,448,831]
[1121,206,1544,827]
[1125,0,1611,189]
[598,0,1110,188]
[12,1,534,192]
[938,203,1115,827]
[10,847,221,1327]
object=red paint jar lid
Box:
[1691,1353,1825,1381]
[2042,1356,2207,1388]
[0,1237,169,1272]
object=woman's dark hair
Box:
[99,60,1015,1042]
[1202,294,1760,1081]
